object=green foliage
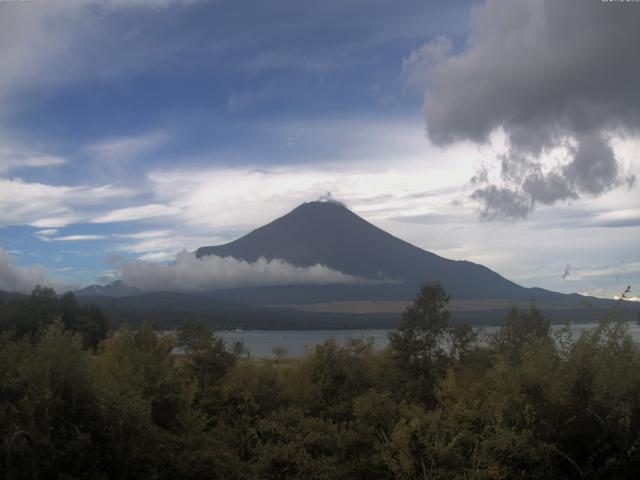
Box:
[390,283,451,370]
[0,286,108,348]
[1,286,639,479]
[493,305,551,359]
[389,283,452,405]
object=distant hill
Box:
[75,291,637,330]
[76,292,396,330]
[2,287,635,330]
[0,290,27,303]
[196,201,567,304]
[75,280,142,297]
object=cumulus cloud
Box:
[0,248,58,293]
[118,251,383,292]
[411,0,640,219]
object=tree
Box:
[447,323,478,362]
[493,306,550,359]
[232,340,248,358]
[59,292,108,349]
[177,321,237,393]
[0,288,107,348]
[177,321,215,354]
[389,283,450,405]
[271,346,287,363]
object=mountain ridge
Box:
[196,201,559,302]
[75,280,142,298]
[53,201,636,324]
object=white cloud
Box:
[34,229,59,237]
[0,179,75,227]
[87,133,166,159]
[33,228,59,241]
[52,235,108,241]
[403,35,452,88]
[94,0,204,9]
[113,229,172,240]
[0,248,60,293]
[113,230,226,263]
[0,178,132,227]
[117,235,194,255]
[560,262,640,281]
[119,251,381,292]
[30,216,79,229]
[147,119,478,231]
[136,251,177,262]
[91,203,181,223]
[138,252,176,262]
[581,208,640,229]
[0,144,66,173]
[0,1,204,112]
[84,131,168,176]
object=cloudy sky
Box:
[0,0,639,298]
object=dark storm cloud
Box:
[564,132,619,196]
[409,0,640,219]
[470,186,532,220]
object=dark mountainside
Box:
[197,201,568,304]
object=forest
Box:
[1,284,639,479]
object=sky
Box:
[0,0,639,299]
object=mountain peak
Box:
[297,199,348,209]
[196,201,402,274]
[284,200,351,219]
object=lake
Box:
[218,322,640,358]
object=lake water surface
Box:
[218,322,640,358]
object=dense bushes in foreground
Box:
[1,285,639,479]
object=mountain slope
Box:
[196,201,559,302]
